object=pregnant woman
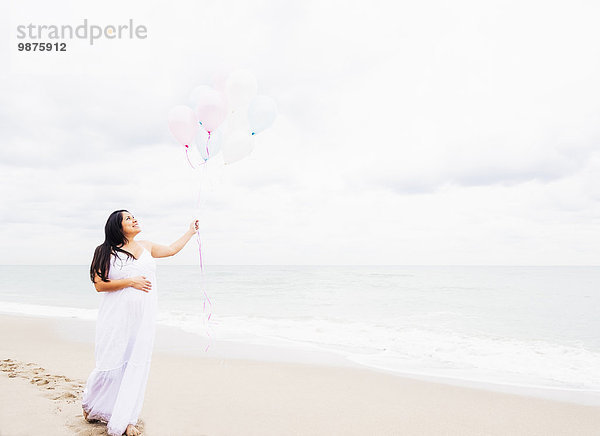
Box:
[82,209,199,436]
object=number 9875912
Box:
[17,42,67,51]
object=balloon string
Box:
[184,145,196,169]
[206,132,211,159]
[196,229,212,352]
[185,144,208,168]
[196,229,203,271]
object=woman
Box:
[82,209,199,436]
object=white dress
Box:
[82,246,158,436]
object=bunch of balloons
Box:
[168,69,278,165]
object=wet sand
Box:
[1,314,599,435]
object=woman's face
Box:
[121,211,141,238]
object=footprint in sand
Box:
[0,359,144,436]
[2,358,147,434]
[54,391,77,401]
[0,358,85,404]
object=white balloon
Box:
[225,69,258,109]
[248,95,277,134]
[189,85,218,106]
[226,104,251,133]
[222,131,254,164]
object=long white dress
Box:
[82,246,158,436]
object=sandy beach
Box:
[1,313,599,436]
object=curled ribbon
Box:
[184,134,211,169]
[184,145,196,169]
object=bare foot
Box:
[125,424,141,435]
[82,408,99,423]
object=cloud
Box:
[0,75,174,169]
[2,0,600,264]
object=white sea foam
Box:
[3,300,600,392]
[0,301,98,320]
[157,310,600,392]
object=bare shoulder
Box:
[138,240,154,251]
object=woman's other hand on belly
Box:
[129,276,152,293]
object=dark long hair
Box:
[89,210,135,283]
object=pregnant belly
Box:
[97,280,157,327]
[122,287,151,314]
[95,287,154,369]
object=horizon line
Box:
[0,264,598,267]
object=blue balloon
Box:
[194,126,222,161]
[247,95,277,135]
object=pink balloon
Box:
[168,106,198,147]
[211,71,229,96]
[192,86,227,133]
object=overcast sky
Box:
[1,0,599,265]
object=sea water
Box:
[1,265,598,395]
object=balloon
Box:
[225,70,258,109]
[190,85,227,133]
[248,95,277,135]
[222,131,254,164]
[195,127,223,161]
[168,105,198,147]
[211,71,229,96]
[225,103,251,134]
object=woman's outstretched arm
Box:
[141,219,199,258]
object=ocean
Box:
[1,265,599,395]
